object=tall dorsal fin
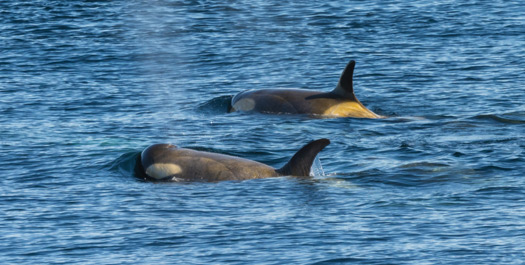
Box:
[332,60,357,100]
[277,139,330,176]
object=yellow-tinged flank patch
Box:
[322,102,380,118]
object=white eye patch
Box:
[145,163,182,180]
[232,98,255,111]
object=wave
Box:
[195,95,233,114]
[473,112,525,124]
[108,151,143,181]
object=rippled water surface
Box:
[1,1,525,264]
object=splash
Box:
[310,156,326,177]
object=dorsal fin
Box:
[277,139,330,176]
[332,60,357,100]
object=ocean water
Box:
[1,0,525,264]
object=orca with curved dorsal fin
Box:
[230,60,382,118]
[135,139,330,182]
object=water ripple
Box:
[1,0,525,264]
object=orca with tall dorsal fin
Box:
[135,139,330,182]
[230,60,382,118]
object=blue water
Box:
[1,0,525,264]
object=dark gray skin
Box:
[135,139,330,182]
[230,60,382,118]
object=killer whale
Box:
[135,139,330,182]
[230,60,382,118]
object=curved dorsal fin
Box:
[332,60,357,100]
[277,139,330,176]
